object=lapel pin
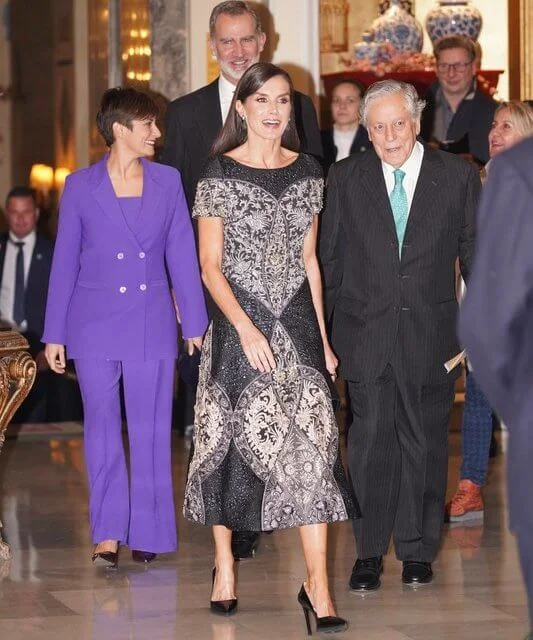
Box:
[36,253,43,260]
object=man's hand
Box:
[44,343,66,374]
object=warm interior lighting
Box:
[54,167,71,191]
[121,2,150,85]
[29,164,54,193]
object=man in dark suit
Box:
[161,0,322,208]
[161,0,322,561]
[0,186,54,421]
[459,138,533,639]
[420,35,496,165]
[320,80,480,590]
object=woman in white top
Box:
[320,79,371,174]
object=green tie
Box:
[389,168,408,256]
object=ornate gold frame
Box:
[0,332,36,560]
[509,0,533,99]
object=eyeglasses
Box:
[436,61,473,74]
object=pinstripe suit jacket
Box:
[320,146,480,385]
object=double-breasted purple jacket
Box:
[42,156,208,360]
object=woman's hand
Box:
[185,336,203,355]
[45,343,66,374]
[237,322,276,373]
[323,341,338,382]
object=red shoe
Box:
[445,479,484,522]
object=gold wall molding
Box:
[520,0,533,98]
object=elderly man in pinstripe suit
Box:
[320,80,480,590]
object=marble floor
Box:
[0,429,529,640]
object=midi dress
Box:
[183,153,357,531]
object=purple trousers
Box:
[74,358,177,552]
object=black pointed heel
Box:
[92,543,119,569]
[210,567,238,616]
[132,550,157,563]
[297,584,348,635]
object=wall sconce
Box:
[29,164,70,215]
[54,167,70,194]
[29,163,54,197]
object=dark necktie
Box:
[12,241,25,326]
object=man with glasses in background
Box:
[421,35,496,165]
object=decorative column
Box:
[149,0,189,100]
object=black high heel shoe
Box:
[210,567,238,616]
[132,550,157,563]
[297,584,348,635]
[92,542,119,569]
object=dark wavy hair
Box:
[211,62,300,157]
[96,87,159,147]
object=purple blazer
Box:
[42,156,208,360]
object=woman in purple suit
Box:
[43,88,208,568]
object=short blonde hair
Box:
[494,101,533,138]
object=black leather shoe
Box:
[349,556,383,591]
[298,584,348,635]
[92,544,119,569]
[210,568,238,616]
[132,550,157,563]
[231,531,260,560]
[402,561,433,585]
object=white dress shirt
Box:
[381,140,425,214]
[0,229,37,328]
[218,74,236,124]
[333,126,358,162]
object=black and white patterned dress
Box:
[183,153,357,531]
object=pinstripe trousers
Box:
[347,363,455,562]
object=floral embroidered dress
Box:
[183,153,357,531]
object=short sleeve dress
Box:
[183,153,357,531]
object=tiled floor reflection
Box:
[0,431,529,639]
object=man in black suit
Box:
[320,80,480,590]
[161,0,322,560]
[420,35,496,165]
[0,186,54,421]
[459,138,533,640]
[161,0,322,208]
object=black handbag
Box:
[177,347,201,387]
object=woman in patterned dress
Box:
[183,63,356,632]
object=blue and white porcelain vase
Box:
[372,0,423,54]
[354,30,381,63]
[425,1,483,44]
